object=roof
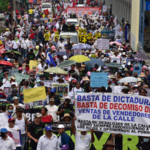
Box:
[76,4,85,7]
[66,18,78,22]
[60,32,78,36]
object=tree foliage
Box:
[0,0,9,12]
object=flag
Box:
[114,16,117,26]
[46,52,56,67]
[114,24,123,38]
[44,9,49,16]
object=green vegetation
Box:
[0,0,9,12]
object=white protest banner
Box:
[8,130,22,147]
[24,99,48,109]
[111,57,121,64]
[42,80,53,87]
[97,39,109,50]
[103,5,107,12]
[52,83,69,101]
[74,49,81,55]
[75,93,150,136]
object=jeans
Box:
[21,48,27,58]
[21,134,27,150]
[32,148,36,150]
[16,147,22,150]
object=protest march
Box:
[0,0,149,150]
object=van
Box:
[41,2,52,14]
[66,18,79,27]
[59,24,79,45]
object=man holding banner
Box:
[72,117,95,150]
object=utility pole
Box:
[11,0,13,27]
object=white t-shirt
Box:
[45,105,59,122]
[6,125,21,147]
[0,136,16,150]
[6,125,19,132]
[75,131,91,150]
[12,40,20,49]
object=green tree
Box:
[0,0,9,12]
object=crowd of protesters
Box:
[0,0,149,150]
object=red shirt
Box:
[30,33,36,39]
[42,115,53,122]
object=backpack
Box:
[62,133,75,150]
[68,137,75,150]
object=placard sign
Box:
[97,39,109,50]
[90,73,108,87]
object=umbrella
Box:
[40,18,48,21]
[69,55,90,63]
[119,77,138,83]
[47,21,57,26]
[0,61,13,66]
[54,51,67,56]
[72,44,93,50]
[134,52,150,59]
[58,60,76,68]
[84,58,105,68]
[44,67,67,74]
[109,41,123,46]
[106,63,122,68]
[28,0,37,3]
[5,51,21,56]
[35,24,40,26]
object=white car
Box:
[41,3,52,14]
[76,4,85,7]
[59,32,79,45]
[66,18,79,27]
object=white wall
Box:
[131,0,140,52]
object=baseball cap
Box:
[35,113,42,118]
[11,82,17,86]
[50,88,56,93]
[65,96,71,101]
[17,107,24,112]
[45,125,52,131]
[8,118,15,122]
[10,76,15,80]
[63,113,70,118]
[61,144,69,150]
[72,79,77,83]
[13,96,19,100]
[49,98,54,102]
[36,79,41,83]
[58,124,65,129]
[1,128,7,133]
